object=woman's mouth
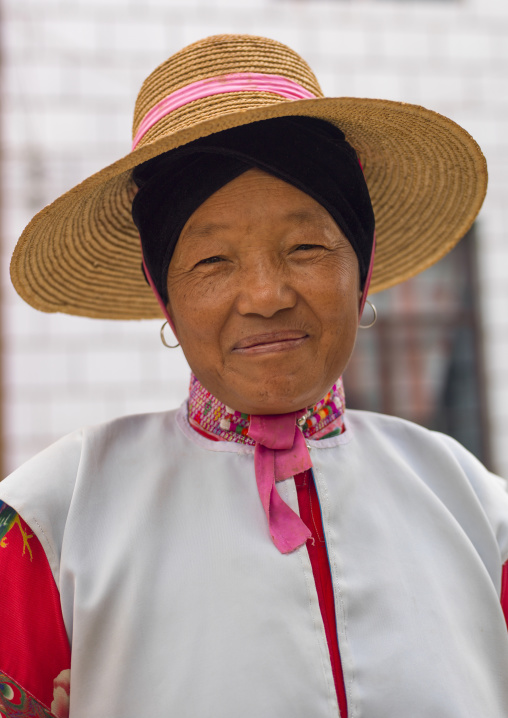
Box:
[232,331,309,355]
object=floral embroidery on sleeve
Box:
[0,502,71,717]
[0,503,33,559]
[0,672,55,717]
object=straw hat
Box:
[10,34,487,320]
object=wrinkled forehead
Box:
[177,169,344,244]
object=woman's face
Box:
[167,168,362,415]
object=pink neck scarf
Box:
[248,412,313,553]
[188,375,345,553]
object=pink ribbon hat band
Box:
[132,73,317,150]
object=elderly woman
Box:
[1,34,508,718]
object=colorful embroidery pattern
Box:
[188,373,346,443]
[0,503,71,714]
[0,503,33,560]
[0,672,55,718]
[188,376,253,444]
[304,380,346,439]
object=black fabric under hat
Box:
[132,116,375,305]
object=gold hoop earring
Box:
[359,299,377,329]
[160,321,180,348]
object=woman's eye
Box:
[196,256,223,266]
[295,243,323,251]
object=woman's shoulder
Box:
[345,408,503,485]
[346,408,468,446]
[0,407,182,578]
[1,407,181,485]
[345,408,508,560]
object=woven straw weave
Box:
[10,34,487,319]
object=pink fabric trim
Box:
[248,413,313,553]
[139,237,178,334]
[359,231,376,319]
[132,73,316,150]
[501,561,508,629]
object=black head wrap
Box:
[132,116,375,305]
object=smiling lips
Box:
[233,331,309,355]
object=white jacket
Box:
[1,406,508,718]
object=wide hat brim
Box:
[11,96,487,320]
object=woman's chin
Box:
[219,376,328,416]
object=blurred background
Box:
[1,0,507,476]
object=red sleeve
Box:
[502,561,508,630]
[0,501,70,717]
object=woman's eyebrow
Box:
[284,208,324,225]
[183,209,322,241]
[182,222,232,240]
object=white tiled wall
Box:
[2,0,508,474]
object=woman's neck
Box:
[187,373,346,444]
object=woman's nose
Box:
[235,260,297,318]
